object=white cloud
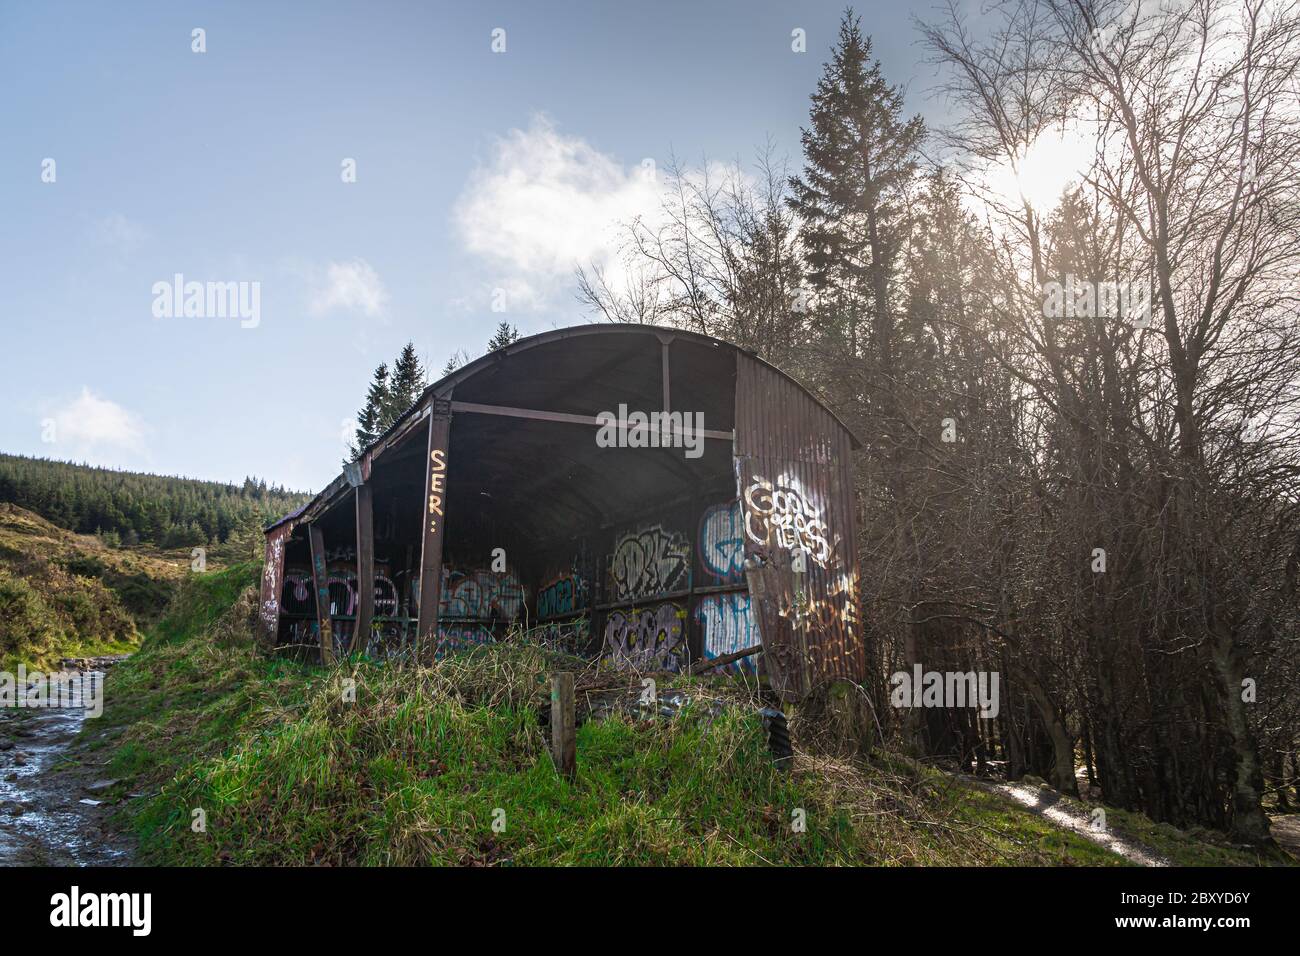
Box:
[309,258,390,317]
[46,387,147,459]
[453,116,665,310]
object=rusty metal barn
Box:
[260,324,865,701]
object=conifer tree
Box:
[382,342,426,429]
[349,362,389,461]
[487,321,521,351]
[787,9,923,368]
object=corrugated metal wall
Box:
[259,522,293,646]
[734,353,864,700]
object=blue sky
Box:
[1,0,950,491]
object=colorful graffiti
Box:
[440,567,524,620]
[280,568,400,620]
[695,592,760,675]
[281,569,315,616]
[327,566,357,617]
[537,571,588,619]
[698,500,745,583]
[609,525,691,601]
[742,475,832,566]
[604,602,687,671]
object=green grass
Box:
[92,568,1129,866]
[89,560,1279,868]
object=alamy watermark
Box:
[595,404,705,459]
[1,666,103,718]
[1042,275,1150,327]
[890,665,1000,719]
[151,274,260,328]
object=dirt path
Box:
[962,775,1170,866]
[1268,813,1300,859]
[0,662,133,866]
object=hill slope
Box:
[0,504,184,669]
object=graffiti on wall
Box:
[609,525,691,601]
[604,602,687,671]
[260,531,287,636]
[698,500,745,583]
[281,569,400,620]
[777,569,860,631]
[327,564,357,616]
[281,569,315,616]
[440,567,524,620]
[695,592,760,675]
[742,475,832,567]
[537,571,588,618]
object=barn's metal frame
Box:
[260,324,864,700]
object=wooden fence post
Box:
[551,672,576,780]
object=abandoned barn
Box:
[259,324,865,701]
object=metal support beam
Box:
[416,398,453,660]
[308,522,334,664]
[449,400,733,442]
[351,483,374,656]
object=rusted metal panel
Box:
[259,522,293,646]
[734,352,864,701]
[352,483,374,655]
[308,522,334,664]
[416,398,453,659]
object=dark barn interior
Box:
[260,325,865,700]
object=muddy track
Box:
[0,663,133,867]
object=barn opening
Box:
[260,325,866,701]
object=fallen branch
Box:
[687,644,763,675]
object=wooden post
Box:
[351,484,374,655]
[308,522,334,664]
[416,400,453,660]
[551,672,576,780]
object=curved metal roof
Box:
[267,323,857,531]
[426,323,858,440]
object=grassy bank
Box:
[93,564,1134,866]
[91,563,1287,867]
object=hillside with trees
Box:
[0,453,309,551]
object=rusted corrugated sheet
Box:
[734,352,864,701]
[259,521,293,646]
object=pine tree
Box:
[349,362,390,461]
[487,321,521,351]
[382,342,426,430]
[787,9,923,368]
